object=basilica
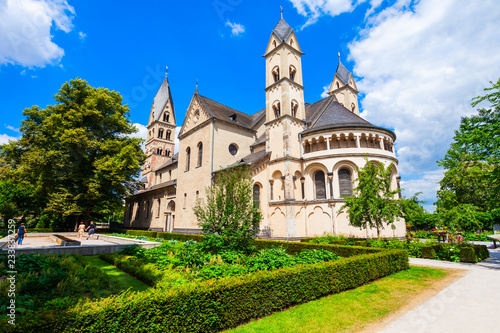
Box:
[123,16,405,238]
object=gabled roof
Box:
[216,150,271,173]
[156,153,178,171]
[251,107,266,128]
[335,61,352,85]
[153,76,174,121]
[273,18,293,41]
[251,133,266,147]
[197,93,256,130]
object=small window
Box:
[166,130,171,140]
[351,103,355,112]
[291,101,298,118]
[272,66,280,83]
[290,39,294,47]
[336,82,340,89]
[253,184,260,207]
[197,142,203,167]
[273,102,281,118]
[229,144,238,156]
[338,168,353,196]
[186,147,191,171]
[163,113,170,122]
[273,40,277,48]
[157,198,161,217]
[314,171,326,199]
[289,66,296,81]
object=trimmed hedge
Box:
[99,253,163,286]
[11,249,408,332]
[253,239,382,257]
[420,244,489,262]
[108,229,205,242]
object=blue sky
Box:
[1,0,500,210]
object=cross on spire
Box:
[280,6,283,18]
[165,66,168,77]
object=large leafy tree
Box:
[340,158,402,238]
[0,78,145,229]
[194,165,262,252]
[437,78,500,212]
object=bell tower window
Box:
[272,101,281,118]
[166,130,171,140]
[351,103,356,112]
[291,100,298,118]
[163,113,170,122]
[158,128,164,139]
[289,66,296,81]
[272,66,280,83]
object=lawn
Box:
[226,266,460,333]
[86,255,150,292]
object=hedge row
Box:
[420,244,489,262]
[253,239,383,257]
[11,249,408,332]
[104,229,205,242]
[99,253,163,286]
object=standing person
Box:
[77,221,85,239]
[17,223,26,245]
[86,221,96,240]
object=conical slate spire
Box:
[273,17,293,41]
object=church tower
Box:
[264,12,306,159]
[143,69,176,188]
[328,57,360,115]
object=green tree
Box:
[0,78,145,229]
[339,158,402,238]
[400,192,426,230]
[437,78,500,211]
[194,165,262,252]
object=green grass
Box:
[86,255,150,292]
[226,266,450,333]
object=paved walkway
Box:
[379,243,500,332]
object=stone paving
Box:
[379,242,500,333]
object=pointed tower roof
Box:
[335,61,352,85]
[273,18,293,41]
[153,75,174,121]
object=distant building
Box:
[124,16,405,238]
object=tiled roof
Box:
[273,18,293,41]
[197,94,255,130]
[215,150,271,173]
[156,153,178,171]
[251,133,266,147]
[134,179,177,195]
[153,76,174,121]
[335,62,352,85]
[305,95,335,122]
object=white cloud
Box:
[320,84,330,98]
[288,0,364,28]
[78,31,86,41]
[347,0,500,204]
[400,169,443,211]
[0,133,19,145]
[174,126,181,154]
[5,125,20,132]
[0,0,75,67]
[225,20,245,36]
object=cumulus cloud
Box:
[0,0,75,67]
[400,169,444,211]
[78,31,86,41]
[225,20,245,36]
[5,124,20,132]
[288,0,364,28]
[348,0,500,206]
[129,123,148,150]
[0,133,19,145]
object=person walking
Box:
[17,223,26,245]
[86,221,97,240]
[77,221,85,239]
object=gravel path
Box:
[378,244,500,333]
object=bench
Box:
[486,235,500,249]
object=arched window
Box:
[272,66,280,83]
[197,142,203,167]
[338,168,352,197]
[273,101,281,118]
[253,184,260,207]
[158,129,164,138]
[336,82,340,89]
[290,39,294,47]
[166,150,170,157]
[157,198,161,217]
[183,193,187,209]
[166,130,171,140]
[273,40,277,48]
[186,147,191,171]
[289,65,296,81]
[314,170,326,199]
[291,100,298,118]
[163,113,170,122]
[351,103,356,112]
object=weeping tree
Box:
[340,158,402,238]
[194,165,262,252]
